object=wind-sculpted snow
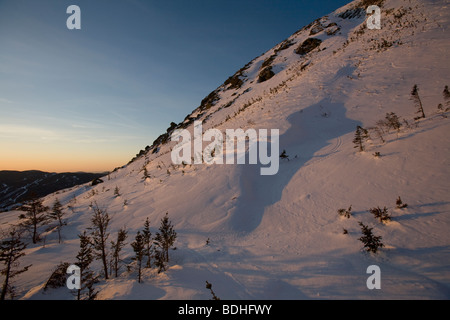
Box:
[231,101,361,233]
[1,0,450,300]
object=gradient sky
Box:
[0,0,349,173]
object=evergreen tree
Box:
[396,196,408,209]
[153,248,167,274]
[369,206,391,224]
[411,84,425,119]
[114,186,120,197]
[358,222,384,254]
[154,212,177,263]
[89,203,110,280]
[337,205,352,219]
[443,85,450,110]
[280,149,289,161]
[142,218,153,268]
[110,227,128,277]
[205,281,220,300]
[19,194,49,244]
[143,167,150,180]
[385,112,402,133]
[131,231,145,283]
[0,228,31,300]
[48,198,66,243]
[75,231,97,300]
[353,126,369,152]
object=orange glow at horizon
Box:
[0,142,133,173]
[0,157,118,173]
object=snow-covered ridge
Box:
[1,0,449,300]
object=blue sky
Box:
[0,0,349,172]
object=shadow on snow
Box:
[231,99,361,233]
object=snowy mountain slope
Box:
[1,0,450,300]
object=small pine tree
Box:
[358,222,384,254]
[385,112,402,133]
[443,85,450,110]
[75,231,98,300]
[154,213,177,263]
[44,262,71,291]
[19,194,49,244]
[411,84,425,119]
[110,227,128,277]
[143,167,150,180]
[205,281,220,300]
[48,198,66,244]
[142,218,153,268]
[396,196,408,209]
[131,231,145,283]
[0,228,31,300]
[353,126,369,152]
[280,150,289,161]
[337,205,352,219]
[89,203,110,280]
[369,206,391,223]
[114,186,120,197]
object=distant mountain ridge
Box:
[0,170,106,211]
